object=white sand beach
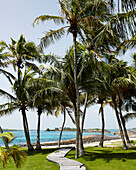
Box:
[41,135,136,148]
[38,135,136,148]
[19,134,136,149]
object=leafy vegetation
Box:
[0,131,27,168]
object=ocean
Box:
[0,129,119,146]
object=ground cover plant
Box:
[0,148,59,170]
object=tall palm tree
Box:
[112,73,136,146]
[0,35,44,151]
[108,60,133,149]
[0,68,35,151]
[94,61,110,147]
[28,74,61,150]
[61,42,98,155]
[90,58,129,149]
[33,0,110,158]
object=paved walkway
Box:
[46,147,86,170]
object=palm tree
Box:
[112,72,136,146]
[39,61,78,149]
[89,58,129,149]
[0,68,35,151]
[27,75,60,150]
[33,0,110,158]
[108,60,133,149]
[0,35,45,151]
[58,94,76,148]
[94,61,110,147]
[112,96,128,149]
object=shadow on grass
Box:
[85,147,136,163]
[24,148,57,156]
[67,147,136,163]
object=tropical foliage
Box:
[0,131,27,168]
[0,0,136,163]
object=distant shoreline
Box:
[3,128,112,133]
[20,134,120,147]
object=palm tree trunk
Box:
[0,126,9,151]
[73,32,80,158]
[36,107,42,150]
[79,92,88,156]
[79,129,85,156]
[98,101,105,147]
[118,98,132,147]
[113,98,127,150]
[58,106,66,148]
[81,92,88,134]
[22,108,34,151]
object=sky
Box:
[0,0,135,130]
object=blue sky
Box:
[0,0,135,130]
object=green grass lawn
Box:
[67,146,136,170]
[0,148,59,170]
[1,146,136,169]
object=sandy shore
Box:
[20,134,136,148]
[20,135,123,148]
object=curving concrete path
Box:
[46,147,86,170]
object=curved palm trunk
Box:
[58,107,66,148]
[73,32,80,158]
[81,92,88,134]
[98,101,105,147]
[79,92,88,156]
[22,108,34,151]
[118,98,132,147]
[0,126,9,151]
[36,107,42,150]
[113,98,127,150]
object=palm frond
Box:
[112,77,135,93]
[25,61,41,74]
[0,148,9,168]
[92,9,136,52]
[40,27,68,48]
[102,99,114,108]
[0,41,8,49]
[119,0,136,11]
[0,89,16,101]
[0,103,18,116]
[124,112,136,122]
[67,110,75,124]
[8,147,27,168]
[59,0,71,19]
[116,35,136,54]
[55,106,61,117]
[33,15,65,25]
[0,132,15,144]
[0,69,16,85]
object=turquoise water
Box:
[0,129,118,146]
